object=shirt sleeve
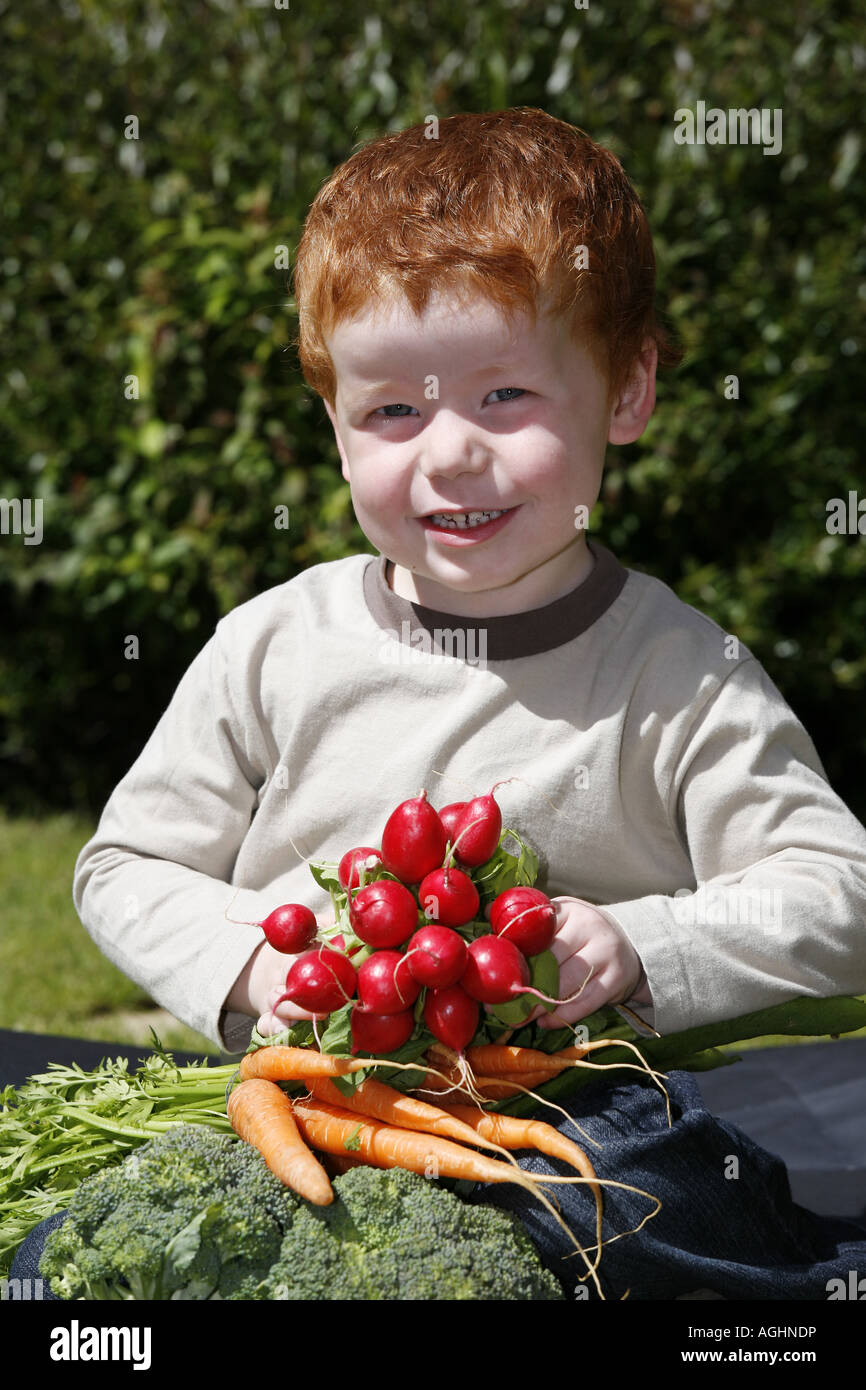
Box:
[73,623,277,1052]
[595,657,866,1036]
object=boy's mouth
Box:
[418,507,518,543]
[423,508,509,529]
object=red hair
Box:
[293,107,681,407]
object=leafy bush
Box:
[1,1,863,818]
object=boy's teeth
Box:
[429,509,505,529]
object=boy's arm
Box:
[73,623,297,1052]
[593,657,866,1036]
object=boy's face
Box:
[323,288,655,615]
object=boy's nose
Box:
[417,412,492,480]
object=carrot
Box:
[290,1096,603,1293]
[420,1060,553,1093]
[227,1078,334,1205]
[239,1046,368,1082]
[417,1070,552,1100]
[305,1075,517,1159]
[418,1045,556,1100]
[292,1097,521,1184]
[434,1101,604,1265]
[466,1043,578,1076]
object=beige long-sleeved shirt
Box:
[73,539,866,1051]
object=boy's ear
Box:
[608,340,658,446]
[323,400,351,482]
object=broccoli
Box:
[39,1124,300,1300]
[40,1128,562,1301]
[260,1165,565,1301]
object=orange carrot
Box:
[305,1075,515,1157]
[227,1078,334,1205]
[291,1098,518,1183]
[466,1043,577,1076]
[465,1040,643,1076]
[424,1040,559,1086]
[239,1046,368,1082]
[418,1066,553,1098]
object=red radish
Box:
[223,898,318,953]
[418,865,480,928]
[349,880,419,948]
[356,950,421,1014]
[462,933,591,1012]
[380,789,448,883]
[460,935,530,1004]
[351,1005,414,1055]
[405,924,468,989]
[338,846,383,891]
[490,886,557,957]
[449,791,502,868]
[423,983,479,1053]
[258,903,318,954]
[438,802,467,842]
[282,946,357,1014]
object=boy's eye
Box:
[485,387,525,404]
[375,403,418,418]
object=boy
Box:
[71,108,866,1298]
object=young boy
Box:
[69,108,866,1298]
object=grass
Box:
[0,811,219,1056]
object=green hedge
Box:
[1,0,864,821]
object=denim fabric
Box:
[8,1209,66,1299]
[465,1069,866,1300]
[11,1069,866,1302]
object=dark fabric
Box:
[0,1028,215,1091]
[465,1069,866,1301]
[8,1210,67,1299]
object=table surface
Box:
[3,1027,865,1221]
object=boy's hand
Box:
[256,976,318,1038]
[531,896,650,1030]
[225,911,335,1037]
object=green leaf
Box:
[488,950,560,1026]
[343,1125,362,1152]
[471,830,540,905]
[308,860,342,896]
[317,1001,354,1057]
[367,1034,432,1093]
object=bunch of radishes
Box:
[251,787,559,1058]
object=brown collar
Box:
[362,538,629,662]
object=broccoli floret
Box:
[261,1165,564,1301]
[40,1125,299,1300]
